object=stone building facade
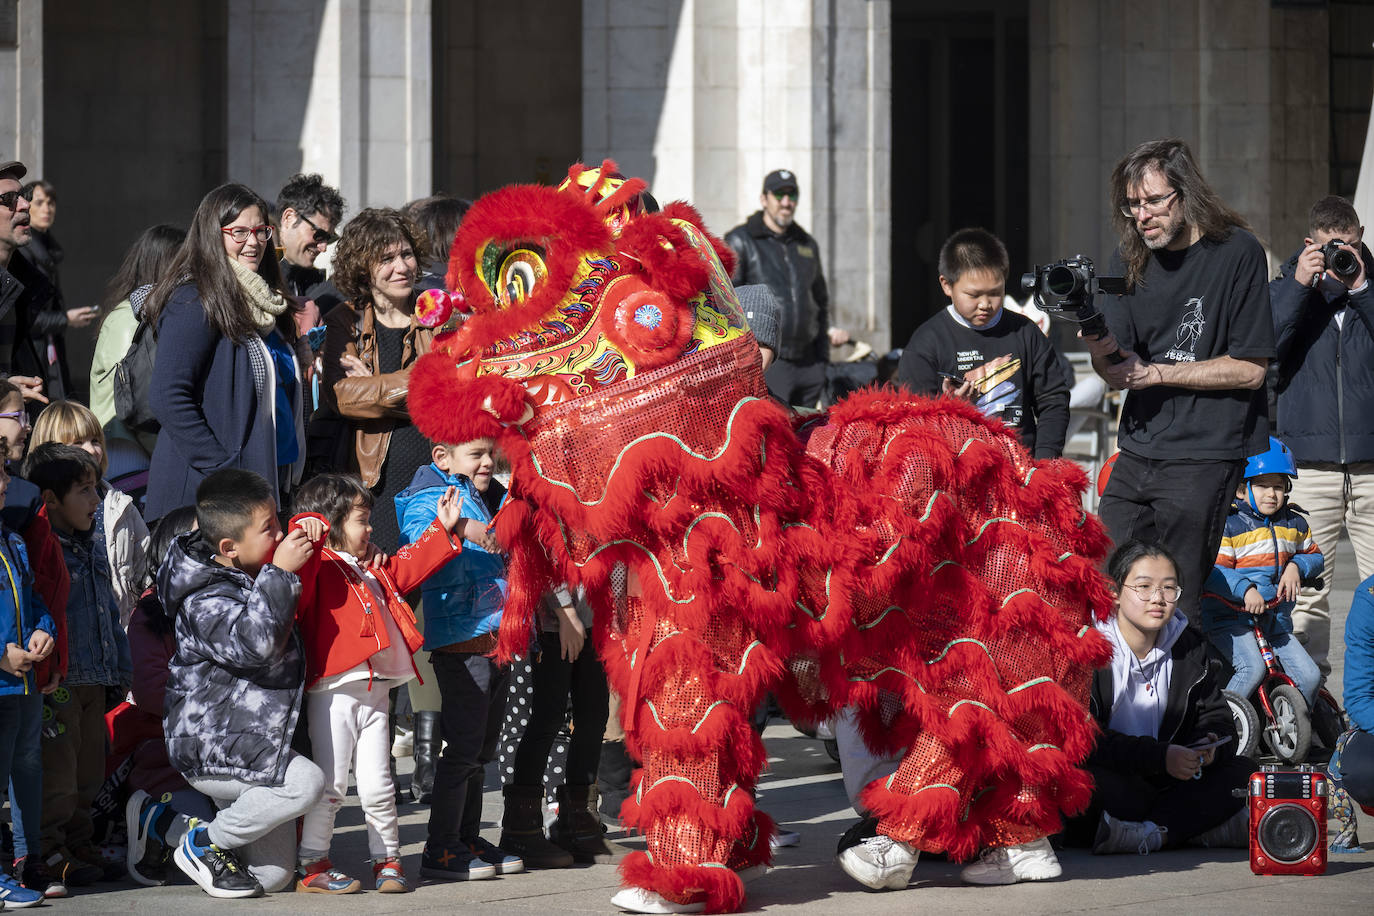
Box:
[2,0,1366,379]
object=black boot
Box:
[499,785,574,868]
[411,710,440,804]
[550,784,630,864]
[596,739,632,828]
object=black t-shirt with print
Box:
[1105,228,1274,461]
[895,307,1071,458]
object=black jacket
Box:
[1088,623,1236,778]
[7,247,70,399]
[281,259,344,315]
[161,531,305,786]
[0,264,22,377]
[1271,243,1374,464]
[725,212,829,363]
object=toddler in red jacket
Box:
[291,473,470,894]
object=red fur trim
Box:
[619,852,746,914]
[408,354,527,446]
[661,200,736,277]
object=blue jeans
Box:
[1208,621,1322,706]
[0,689,43,859]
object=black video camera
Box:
[1021,256,1129,363]
[1321,239,1360,280]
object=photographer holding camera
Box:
[1271,195,1374,679]
[1085,139,1274,621]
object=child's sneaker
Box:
[173,820,263,898]
[296,858,362,894]
[125,789,173,886]
[467,836,524,875]
[0,870,44,909]
[16,856,66,899]
[419,844,497,881]
[372,857,408,893]
[44,848,102,888]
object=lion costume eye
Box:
[481,245,548,307]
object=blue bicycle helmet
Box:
[1242,437,1297,514]
[1243,437,1297,481]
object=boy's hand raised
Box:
[435,486,464,531]
[273,527,318,574]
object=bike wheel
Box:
[1263,684,1312,764]
[1225,689,1260,759]
[1312,689,1349,750]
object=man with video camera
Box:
[1084,138,1274,621]
[1271,195,1374,679]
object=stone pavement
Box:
[43,540,1374,914]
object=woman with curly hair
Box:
[315,207,435,554]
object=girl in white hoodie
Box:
[1072,540,1254,854]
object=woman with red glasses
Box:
[141,183,306,521]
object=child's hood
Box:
[1094,607,1188,711]
[395,462,492,518]
[157,530,252,621]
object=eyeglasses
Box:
[0,410,31,428]
[1119,189,1178,218]
[221,224,274,244]
[771,190,798,202]
[297,211,338,246]
[1124,583,1181,603]
[0,191,21,210]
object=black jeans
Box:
[427,651,508,847]
[1066,755,1255,847]
[765,357,827,408]
[1097,453,1243,622]
[511,632,610,788]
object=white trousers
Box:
[299,677,402,861]
[1289,463,1374,676]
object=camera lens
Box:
[1046,264,1082,297]
[1331,247,1359,278]
[1256,804,1319,864]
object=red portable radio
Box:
[1248,765,1327,876]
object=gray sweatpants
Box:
[188,753,325,892]
[835,706,903,816]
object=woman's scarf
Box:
[228,256,289,334]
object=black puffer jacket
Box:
[725,212,829,363]
[1271,243,1374,464]
[160,531,304,786]
[1088,621,1237,778]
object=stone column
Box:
[0,0,42,172]
[585,0,892,349]
[227,0,431,212]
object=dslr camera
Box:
[1021,255,1129,363]
[1321,239,1361,280]
[1247,765,1327,876]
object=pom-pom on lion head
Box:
[409,160,753,448]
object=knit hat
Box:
[736,284,780,353]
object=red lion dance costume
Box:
[408,163,1114,913]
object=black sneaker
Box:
[173,821,263,898]
[419,843,497,881]
[125,789,172,887]
[44,848,102,888]
[17,855,67,899]
[466,836,524,875]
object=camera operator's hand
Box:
[1078,328,1124,360]
[1101,352,1163,391]
[1295,239,1325,289]
[941,377,975,401]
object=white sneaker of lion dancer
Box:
[610,886,705,914]
[959,837,1062,885]
[836,834,920,890]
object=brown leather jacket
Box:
[320,300,434,487]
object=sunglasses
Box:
[298,211,338,245]
[0,191,21,210]
[771,189,798,202]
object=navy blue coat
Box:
[1271,245,1374,464]
[146,284,277,520]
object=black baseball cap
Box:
[0,161,26,182]
[762,169,799,194]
